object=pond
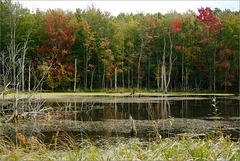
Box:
[1,94,240,147]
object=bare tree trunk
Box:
[12,16,18,92]
[74,59,77,92]
[166,33,173,89]
[162,33,176,93]
[2,54,6,87]
[145,67,147,88]
[195,79,197,90]
[115,67,117,92]
[21,47,25,92]
[12,21,16,91]
[21,31,31,92]
[28,62,31,92]
[128,68,130,89]
[182,42,184,90]
[131,66,133,88]
[163,65,167,93]
[84,48,88,91]
[210,65,212,90]
[13,57,16,90]
[122,57,124,89]
[148,56,150,89]
[186,68,188,90]
[98,62,101,89]
[6,2,21,92]
[102,65,105,90]
[90,67,96,92]
[137,53,142,89]
[162,37,167,93]
[137,38,143,89]
[225,71,227,91]
[161,65,164,91]
[157,59,160,92]
[110,78,112,89]
[213,40,217,91]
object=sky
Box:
[14,0,239,16]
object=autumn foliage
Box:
[1,1,239,92]
[170,19,182,33]
[175,46,181,50]
[37,10,79,88]
[197,7,221,35]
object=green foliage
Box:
[0,1,239,92]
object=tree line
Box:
[0,0,239,93]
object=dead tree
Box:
[130,115,137,137]
[130,89,135,96]
[21,30,31,92]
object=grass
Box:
[1,87,235,98]
[0,132,239,160]
[1,91,235,100]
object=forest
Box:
[1,0,240,93]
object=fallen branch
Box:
[3,109,18,123]
[0,82,11,97]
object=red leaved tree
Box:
[197,7,221,91]
[216,42,237,90]
[197,7,221,36]
[37,9,79,89]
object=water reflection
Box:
[1,95,240,144]
[42,95,239,141]
[58,97,239,121]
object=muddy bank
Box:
[1,117,239,142]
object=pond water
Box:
[1,94,240,147]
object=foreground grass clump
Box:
[0,134,239,160]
